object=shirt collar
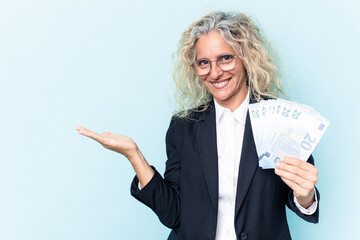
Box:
[214,89,250,126]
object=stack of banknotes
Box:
[249,99,329,169]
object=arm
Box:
[130,117,181,228]
[76,126,154,188]
[77,121,181,228]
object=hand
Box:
[76,126,139,160]
[77,126,154,187]
[275,157,318,208]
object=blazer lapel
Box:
[195,101,219,211]
[235,101,259,216]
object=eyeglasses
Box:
[192,54,240,76]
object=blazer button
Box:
[240,232,248,240]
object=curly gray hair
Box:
[172,11,285,118]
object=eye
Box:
[195,59,210,68]
[218,54,235,63]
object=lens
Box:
[194,66,209,75]
[218,60,236,71]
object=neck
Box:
[216,86,249,112]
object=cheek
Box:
[201,80,212,91]
[200,80,215,95]
[233,68,246,85]
[236,65,247,79]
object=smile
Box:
[211,78,231,89]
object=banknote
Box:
[249,99,329,169]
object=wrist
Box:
[296,189,315,208]
[126,146,142,164]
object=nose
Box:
[209,62,223,80]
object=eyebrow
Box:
[195,53,234,61]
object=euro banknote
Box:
[249,99,329,169]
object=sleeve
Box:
[130,117,181,228]
[285,154,320,223]
[294,189,318,215]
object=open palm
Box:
[77,126,138,159]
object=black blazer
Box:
[131,100,319,240]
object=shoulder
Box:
[167,100,214,133]
[172,100,214,124]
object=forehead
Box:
[195,31,235,59]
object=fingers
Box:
[275,167,315,191]
[275,157,318,198]
[280,177,309,198]
[276,160,318,183]
[280,157,318,174]
[102,132,112,137]
[77,126,106,143]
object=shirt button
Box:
[240,232,248,240]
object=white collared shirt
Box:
[214,92,249,240]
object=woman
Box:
[77,12,319,240]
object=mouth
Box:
[210,78,231,89]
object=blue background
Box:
[1,0,359,239]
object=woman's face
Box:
[195,31,248,111]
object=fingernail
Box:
[276,162,280,168]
